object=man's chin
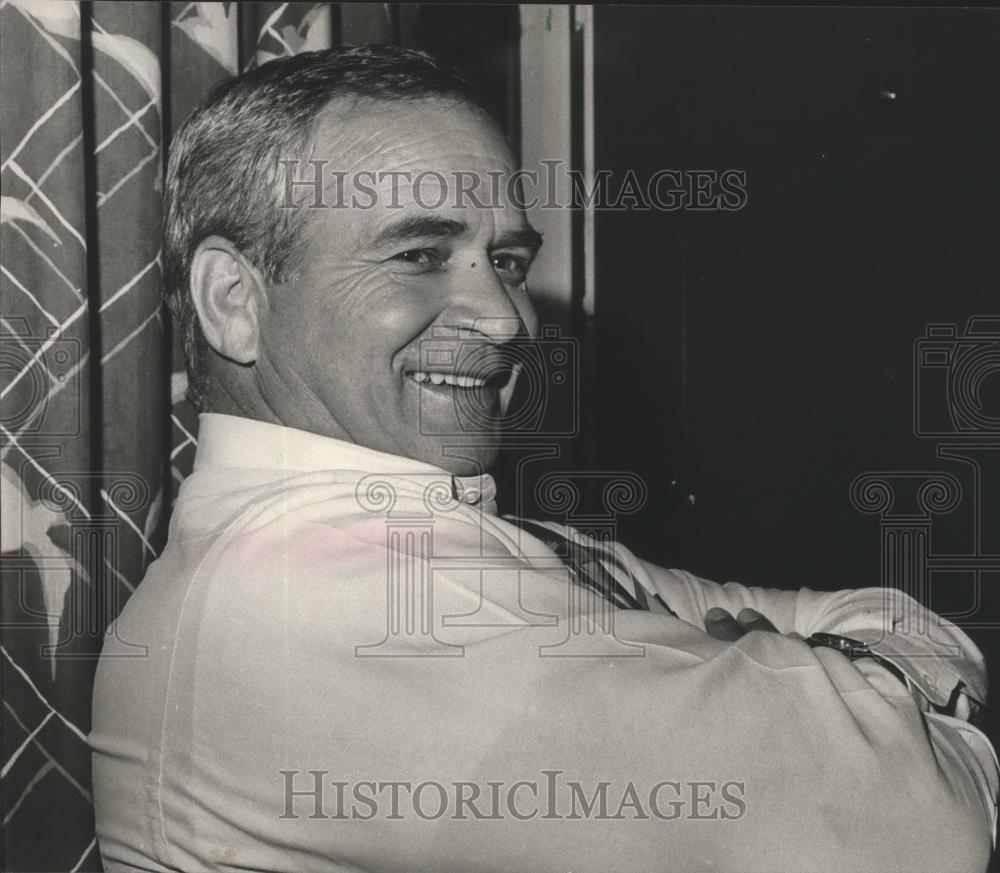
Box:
[413,439,501,477]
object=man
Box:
[90,46,997,873]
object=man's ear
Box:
[189,236,267,364]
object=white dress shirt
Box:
[91,413,998,873]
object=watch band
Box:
[805,632,909,686]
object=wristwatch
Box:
[805,632,987,723]
[805,632,909,686]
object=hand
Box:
[704,607,780,641]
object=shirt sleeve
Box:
[537,520,989,711]
[612,540,999,853]
[627,551,988,709]
[154,507,999,873]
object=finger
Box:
[704,607,745,641]
[735,608,779,634]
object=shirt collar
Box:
[193,413,497,512]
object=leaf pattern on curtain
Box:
[0,4,398,869]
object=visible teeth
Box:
[408,371,487,388]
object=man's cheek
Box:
[376,285,439,337]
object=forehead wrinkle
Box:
[313,99,513,176]
[311,125,394,176]
[343,133,514,179]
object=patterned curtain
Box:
[0,3,397,870]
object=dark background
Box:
[589,5,999,588]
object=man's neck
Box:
[203,374,279,424]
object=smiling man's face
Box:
[253,96,541,475]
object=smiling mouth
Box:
[406,371,487,388]
[404,366,513,390]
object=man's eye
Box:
[491,253,529,284]
[392,249,441,268]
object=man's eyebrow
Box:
[369,216,469,249]
[493,227,544,251]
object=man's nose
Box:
[440,272,528,345]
